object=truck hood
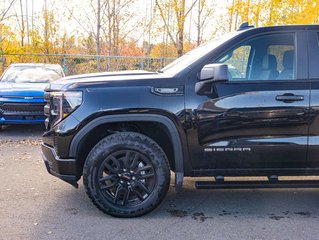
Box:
[0,82,48,97]
[49,70,171,91]
[64,70,156,81]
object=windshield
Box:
[160,32,240,76]
[0,65,64,83]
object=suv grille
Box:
[0,102,45,120]
[0,102,44,112]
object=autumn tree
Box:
[195,0,214,46]
[227,0,319,30]
[0,0,17,71]
[66,0,138,70]
[155,0,198,56]
[103,0,138,55]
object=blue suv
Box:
[0,63,64,130]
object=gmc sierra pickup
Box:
[42,24,319,217]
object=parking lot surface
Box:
[1,125,319,240]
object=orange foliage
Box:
[120,40,145,57]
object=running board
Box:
[195,180,319,189]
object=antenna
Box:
[237,22,254,31]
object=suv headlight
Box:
[51,91,83,119]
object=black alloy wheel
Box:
[83,132,171,217]
[98,150,156,207]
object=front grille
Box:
[0,102,45,121]
[0,102,45,112]
[3,110,44,116]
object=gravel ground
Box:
[1,125,319,240]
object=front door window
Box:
[217,33,296,81]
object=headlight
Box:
[51,91,82,119]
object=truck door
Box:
[193,31,310,171]
[307,30,319,168]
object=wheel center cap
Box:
[121,173,131,181]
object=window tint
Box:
[218,45,251,79]
[217,33,296,81]
[268,45,294,72]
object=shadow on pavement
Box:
[0,124,45,139]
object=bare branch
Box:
[185,0,199,17]
[65,5,93,36]
[155,0,177,48]
[0,0,17,22]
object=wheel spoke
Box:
[123,151,131,169]
[114,186,123,204]
[99,175,114,182]
[104,162,117,174]
[109,156,121,169]
[138,173,154,180]
[135,181,150,195]
[101,182,116,190]
[122,188,130,206]
[136,165,152,174]
[129,152,140,169]
[132,188,144,200]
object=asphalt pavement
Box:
[1,125,319,240]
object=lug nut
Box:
[120,180,124,184]
[130,170,134,174]
[123,169,127,172]
[132,176,136,180]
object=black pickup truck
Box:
[42,24,319,217]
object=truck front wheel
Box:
[83,132,171,217]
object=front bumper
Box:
[0,119,44,124]
[41,143,79,188]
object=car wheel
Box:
[83,132,171,217]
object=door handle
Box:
[276,93,304,103]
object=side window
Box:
[268,45,294,73]
[217,33,296,81]
[218,46,251,80]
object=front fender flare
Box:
[69,114,185,191]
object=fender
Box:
[69,113,185,191]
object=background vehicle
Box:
[42,24,319,217]
[0,63,64,130]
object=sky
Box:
[1,0,229,44]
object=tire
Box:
[83,132,171,217]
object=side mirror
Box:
[195,64,229,96]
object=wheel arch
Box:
[69,114,186,191]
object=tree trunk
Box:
[96,0,101,71]
[19,0,25,47]
[175,0,185,57]
[197,0,201,46]
[0,29,5,73]
[44,0,49,55]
